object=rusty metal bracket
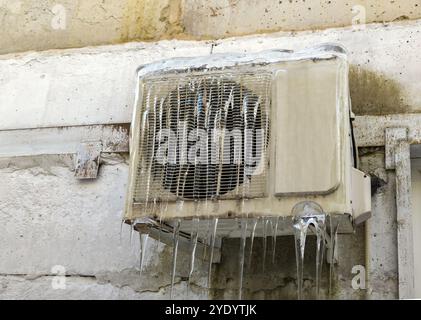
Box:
[75,141,102,179]
[385,127,414,299]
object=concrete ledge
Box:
[1,19,421,131]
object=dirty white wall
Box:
[3,19,421,132]
[2,0,421,54]
[1,18,421,299]
[183,0,421,38]
[0,0,184,55]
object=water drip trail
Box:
[238,218,248,300]
[170,219,181,299]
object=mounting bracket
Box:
[385,127,414,299]
[75,141,102,179]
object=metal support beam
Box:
[385,127,414,299]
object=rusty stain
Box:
[123,0,187,42]
[103,123,130,152]
[75,141,102,179]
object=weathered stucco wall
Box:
[183,0,421,38]
[1,18,420,299]
[0,154,209,299]
[1,0,421,54]
[2,19,421,133]
[0,0,185,55]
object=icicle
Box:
[309,219,327,299]
[248,218,258,268]
[139,233,149,276]
[293,217,309,300]
[187,218,200,298]
[119,219,125,244]
[272,217,280,264]
[329,215,340,298]
[175,86,186,200]
[176,199,184,213]
[267,218,274,264]
[156,97,165,225]
[315,225,325,299]
[170,219,181,299]
[292,201,326,300]
[242,94,250,198]
[157,216,163,244]
[202,219,211,260]
[262,218,268,272]
[137,87,152,197]
[129,223,135,247]
[145,96,158,207]
[238,219,248,300]
[207,218,219,289]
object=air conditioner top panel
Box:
[135,43,348,80]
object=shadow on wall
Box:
[349,66,408,115]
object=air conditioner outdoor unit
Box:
[124,44,371,249]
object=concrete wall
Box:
[2,19,421,132]
[2,0,421,54]
[0,154,209,299]
[0,0,184,55]
[183,0,421,38]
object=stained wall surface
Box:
[2,0,421,54]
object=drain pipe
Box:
[385,127,414,299]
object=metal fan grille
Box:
[133,71,271,203]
